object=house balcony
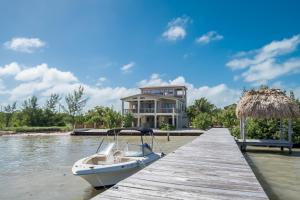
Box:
[124,108,178,114]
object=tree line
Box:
[0,86,134,131]
[1,85,300,144]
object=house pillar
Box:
[137,97,140,127]
[172,107,175,126]
[137,97,140,114]
[121,100,124,115]
[154,99,157,128]
[172,115,175,126]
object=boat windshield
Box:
[124,143,153,157]
[97,142,115,155]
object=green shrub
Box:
[0,126,72,133]
[192,113,212,130]
[159,123,175,131]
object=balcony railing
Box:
[140,108,155,113]
[124,108,179,114]
[124,109,137,114]
[157,108,176,113]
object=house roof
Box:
[139,85,187,90]
[121,93,184,102]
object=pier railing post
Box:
[288,119,293,154]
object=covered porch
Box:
[132,114,179,129]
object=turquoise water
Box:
[0,135,196,200]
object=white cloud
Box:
[96,77,107,86]
[0,62,138,109]
[162,16,190,41]
[0,62,77,101]
[4,37,45,53]
[0,64,241,109]
[121,62,135,73]
[226,35,300,85]
[0,79,5,90]
[0,62,21,76]
[196,31,223,44]
[138,73,240,107]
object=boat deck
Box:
[92,128,269,200]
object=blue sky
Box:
[1,0,300,109]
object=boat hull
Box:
[72,153,161,188]
[79,166,141,187]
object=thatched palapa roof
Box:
[236,89,300,119]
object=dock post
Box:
[280,119,284,141]
[288,119,293,154]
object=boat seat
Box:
[113,150,123,157]
[85,155,107,165]
[119,157,134,162]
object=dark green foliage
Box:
[0,87,85,131]
[63,86,88,127]
[187,97,217,130]
[22,96,43,126]
[3,102,17,127]
[103,107,123,128]
[187,95,300,143]
[219,104,238,128]
[123,113,134,128]
[84,106,106,127]
[192,112,212,130]
[1,126,72,133]
[292,99,300,143]
[187,98,216,120]
[246,118,279,140]
[159,122,176,131]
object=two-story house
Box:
[121,85,188,128]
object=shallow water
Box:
[245,147,300,200]
[0,135,197,200]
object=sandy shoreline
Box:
[0,131,72,137]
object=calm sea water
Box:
[1,135,300,200]
[245,147,300,200]
[0,135,197,200]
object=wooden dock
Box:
[92,128,269,200]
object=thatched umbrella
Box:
[236,89,300,145]
[236,89,300,119]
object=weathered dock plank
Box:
[92,128,269,200]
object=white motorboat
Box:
[72,128,163,188]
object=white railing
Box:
[125,108,179,114]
